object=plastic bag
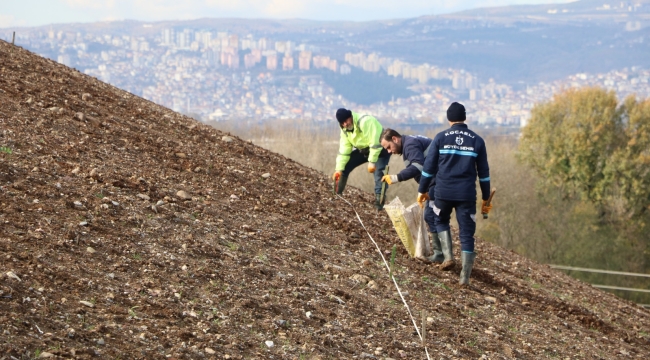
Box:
[384,197,432,261]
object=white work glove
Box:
[381,175,398,185]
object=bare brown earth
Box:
[1,39,649,360]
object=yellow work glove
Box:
[381,175,398,185]
[332,171,342,181]
[481,200,493,215]
[417,192,429,209]
[367,162,376,173]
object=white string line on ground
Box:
[336,194,431,360]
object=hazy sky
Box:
[1,0,572,28]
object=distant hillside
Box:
[455,0,650,21]
[1,39,650,359]
[364,0,650,86]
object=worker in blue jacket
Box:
[379,129,445,264]
[416,102,492,285]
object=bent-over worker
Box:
[379,128,445,264]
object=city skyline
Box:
[2,2,648,128]
[9,23,645,127]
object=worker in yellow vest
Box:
[332,108,390,210]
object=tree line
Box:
[510,87,649,303]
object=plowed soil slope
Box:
[1,40,649,359]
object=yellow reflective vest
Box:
[335,112,384,171]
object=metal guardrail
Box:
[549,265,650,278]
[591,285,650,294]
[549,265,650,308]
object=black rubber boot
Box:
[335,175,348,195]
[374,194,384,211]
[438,230,455,271]
[459,251,477,285]
[427,232,444,263]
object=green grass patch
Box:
[389,245,397,278]
[435,282,451,291]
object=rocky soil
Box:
[1,40,650,359]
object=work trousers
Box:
[433,199,476,252]
[424,200,439,233]
[341,148,390,195]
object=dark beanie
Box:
[336,108,352,124]
[447,102,466,121]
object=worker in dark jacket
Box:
[416,102,492,285]
[379,129,444,264]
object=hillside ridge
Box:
[1,40,649,359]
